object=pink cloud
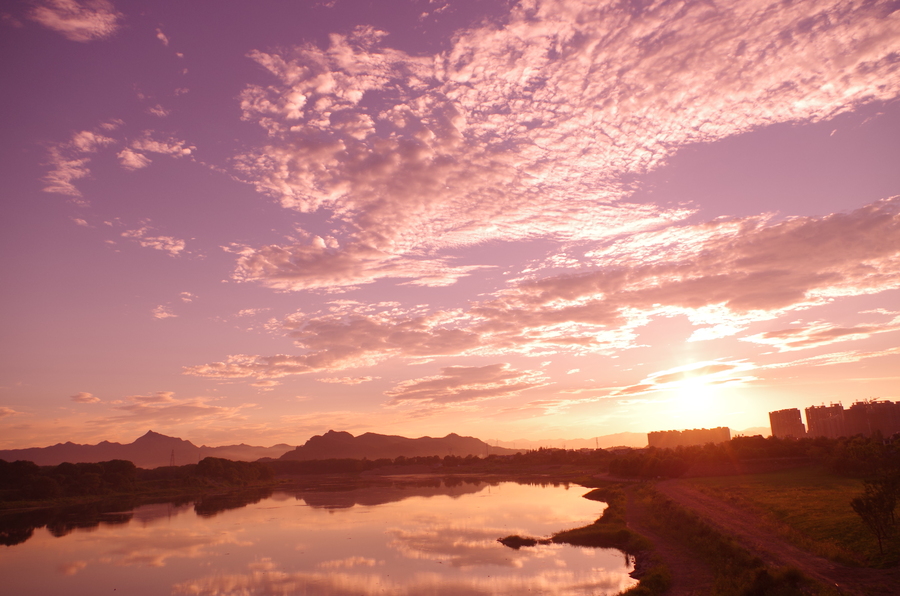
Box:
[384,363,549,406]
[123,227,186,257]
[742,316,900,352]
[230,0,900,291]
[71,392,101,403]
[127,391,177,404]
[43,129,116,198]
[117,134,194,171]
[318,376,378,385]
[184,305,483,381]
[609,360,757,397]
[152,305,178,319]
[83,393,253,429]
[499,198,900,323]
[232,240,490,291]
[764,346,900,370]
[189,198,900,384]
[29,0,122,42]
[117,148,151,170]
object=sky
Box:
[1,0,899,449]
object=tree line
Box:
[0,457,274,502]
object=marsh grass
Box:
[684,465,899,566]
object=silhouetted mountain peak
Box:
[133,430,197,448]
[317,430,355,442]
[279,430,519,461]
[137,430,165,440]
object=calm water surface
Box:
[2,481,637,595]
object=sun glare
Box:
[672,376,719,422]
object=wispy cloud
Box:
[29,0,122,42]
[610,360,757,397]
[318,376,377,385]
[384,363,549,406]
[0,407,18,418]
[118,133,194,170]
[742,315,900,352]
[71,391,101,403]
[764,346,900,369]
[152,305,178,319]
[122,227,186,256]
[117,147,151,170]
[250,380,281,391]
[43,129,116,198]
[92,392,252,428]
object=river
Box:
[0,479,637,595]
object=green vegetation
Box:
[686,466,900,566]
[634,484,828,596]
[850,471,899,556]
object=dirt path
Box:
[622,483,715,595]
[654,480,900,596]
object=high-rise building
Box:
[844,400,900,438]
[804,400,900,439]
[805,403,845,439]
[768,408,806,438]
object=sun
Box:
[672,376,719,422]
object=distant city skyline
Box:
[1,0,899,449]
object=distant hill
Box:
[492,432,648,450]
[278,430,520,461]
[0,431,294,468]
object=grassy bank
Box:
[684,465,899,566]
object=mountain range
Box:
[277,430,519,461]
[0,431,293,469]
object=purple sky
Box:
[1,0,899,448]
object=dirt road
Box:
[622,484,715,596]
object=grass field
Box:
[684,465,899,566]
